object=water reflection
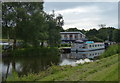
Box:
[61,49,105,60]
[2,55,60,80]
[2,49,105,80]
[59,49,105,66]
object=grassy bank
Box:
[100,44,120,58]
[6,54,119,81]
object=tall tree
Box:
[97,27,115,41]
[113,29,120,43]
[46,14,61,47]
[65,28,80,32]
[2,2,45,47]
[86,29,98,37]
[56,14,64,27]
[2,2,64,48]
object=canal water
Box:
[1,49,105,80]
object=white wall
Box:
[61,33,85,40]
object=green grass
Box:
[6,54,119,81]
[100,44,120,58]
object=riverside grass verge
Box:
[100,44,120,58]
[6,54,119,81]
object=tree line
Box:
[63,25,120,43]
[2,2,64,48]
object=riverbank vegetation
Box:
[5,44,119,81]
[11,47,60,57]
[6,54,119,81]
[100,44,120,58]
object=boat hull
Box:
[71,48,105,52]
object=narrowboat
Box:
[71,40,105,52]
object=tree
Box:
[56,14,64,27]
[65,28,80,32]
[113,29,120,43]
[97,27,115,41]
[45,14,61,47]
[98,24,106,28]
[86,29,98,37]
[2,2,45,47]
[2,2,64,48]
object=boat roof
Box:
[85,41,94,44]
[75,40,84,42]
[85,41,104,44]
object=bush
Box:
[11,47,60,57]
[100,44,120,58]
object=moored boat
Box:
[71,40,105,52]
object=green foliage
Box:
[6,69,19,81]
[65,28,80,32]
[113,29,120,43]
[88,36,103,42]
[47,16,62,47]
[97,27,115,41]
[0,45,2,53]
[86,29,98,37]
[11,47,60,57]
[100,44,120,58]
[85,27,116,42]
[2,2,63,47]
[64,27,117,42]
[2,2,45,47]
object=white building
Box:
[60,32,86,43]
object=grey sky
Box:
[44,2,118,30]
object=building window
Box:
[75,34,78,40]
[89,45,91,47]
[70,34,72,37]
[79,34,82,38]
[64,34,67,40]
[70,34,73,40]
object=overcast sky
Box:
[43,2,118,30]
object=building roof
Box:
[60,32,85,36]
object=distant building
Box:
[60,32,86,43]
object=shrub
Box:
[100,44,120,58]
[11,47,60,57]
